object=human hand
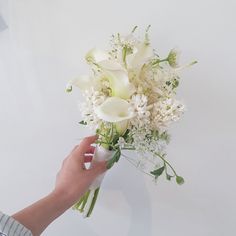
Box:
[53,135,107,207]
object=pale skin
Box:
[12,135,107,236]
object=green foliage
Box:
[166,173,173,181]
[107,148,121,169]
[79,120,87,125]
[176,176,185,185]
[172,78,179,89]
[150,166,165,179]
[66,86,72,93]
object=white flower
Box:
[85,48,110,63]
[98,62,136,99]
[84,47,136,99]
[95,97,134,123]
[129,94,151,129]
[126,41,153,69]
[79,88,106,129]
[117,137,126,148]
[67,75,95,92]
[151,98,185,129]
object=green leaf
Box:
[172,78,179,89]
[150,166,165,179]
[166,173,172,181]
[66,86,72,93]
[176,176,185,185]
[106,149,121,169]
[79,120,87,125]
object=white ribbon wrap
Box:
[89,145,114,189]
[83,145,114,217]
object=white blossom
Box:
[129,94,151,129]
[151,98,185,130]
[79,88,106,129]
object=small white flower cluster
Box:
[151,98,185,130]
[127,93,184,155]
[80,88,106,129]
[129,94,150,129]
[109,33,139,61]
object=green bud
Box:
[167,49,180,68]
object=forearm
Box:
[12,190,77,236]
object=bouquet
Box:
[66,26,196,217]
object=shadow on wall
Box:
[104,159,152,236]
[0,15,8,32]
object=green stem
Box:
[86,188,100,217]
[79,190,90,213]
[122,46,128,68]
[154,152,178,176]
[158,58,168,63]
[73,196,85,210]
[152,58,168,66]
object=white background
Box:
[0,0,236,235]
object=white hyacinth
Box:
[151,98,185,130]
[79,88,106,129]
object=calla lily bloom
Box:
[127,42,153,69]
[102,68,136,99]
[95,97,134,123]
[66,75,95,92]
[97,60,136,99]
[85,49,136,99]
[85,48,110,63]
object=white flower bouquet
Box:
[67,26,196,217]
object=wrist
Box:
[50,188,82,209]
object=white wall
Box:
[0,0,236,235]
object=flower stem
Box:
[154,152,178,176]
[73,190,91,213]
[86,188,100,217]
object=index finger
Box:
[73,135,98,157]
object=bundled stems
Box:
[73,188,101,217]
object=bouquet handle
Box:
[73,145,114,217]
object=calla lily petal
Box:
[115,120,129,135]
[104,69,136,99]
[67,75,94,91]
[96,59,136,99]
[95,97,134,123]
[85,48,110,63]
[127,42,153,68]
[98,60,124,71]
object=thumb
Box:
[87,161,107,178]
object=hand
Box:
[12,135,106,236]
[53,135,107,207]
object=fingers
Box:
[86,145,95,155]
[71,135,97,155]
[71,135,98,164]
[86,161,107,178]
[84,156,93,163]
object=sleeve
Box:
[0,212,32,236]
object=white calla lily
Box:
[97,60,136,99]
[85,48,110,63]
[115,120,129,135]
[104,69,136,99]
[66,75,94,91]
[98,60,124,71]
[95,97,134,123]
[127,42,153,69]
